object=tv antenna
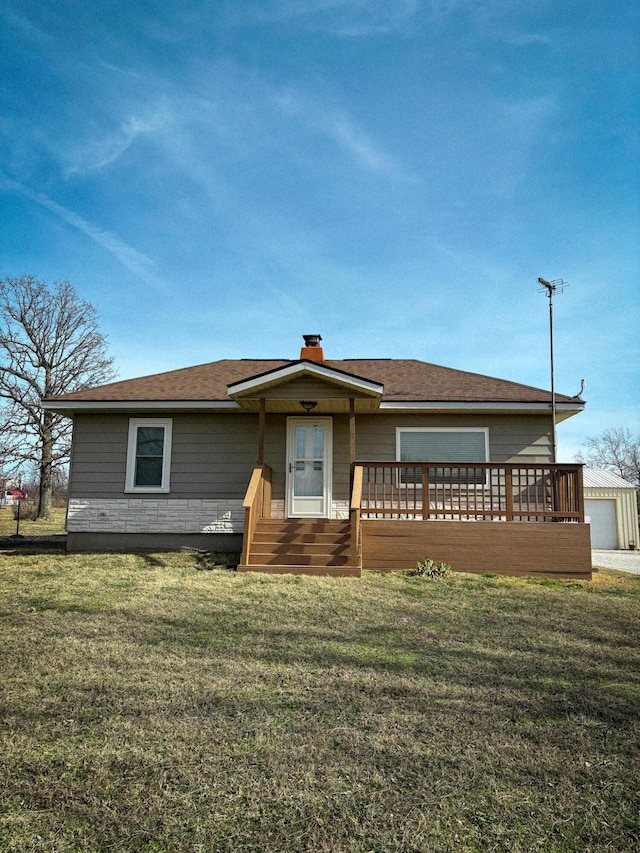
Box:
[537,277,569,463]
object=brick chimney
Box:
[300,334,324,362]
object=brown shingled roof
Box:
[46,358,577,404]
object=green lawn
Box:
[0,505,66,537]
[0,552,639,852]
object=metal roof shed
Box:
[584,469,639,550]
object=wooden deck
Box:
[361,519,592,578]
[238,462,592,579]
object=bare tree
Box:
[0,275,116,519]
[579,426,640,506]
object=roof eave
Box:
[41,399,242,414]
[41,398,585,418]
[379,400,585,419]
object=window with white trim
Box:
[125,418,172,493]
[396,428,489,485]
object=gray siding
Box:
[68,410,553,502]
[354,414,553,464]
[69,413,259,500]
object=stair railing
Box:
[240,464,272,567]
[350,465,363,569]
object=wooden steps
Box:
[238,518,360,577]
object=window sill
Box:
[124,487,171,494]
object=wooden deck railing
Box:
[240,464,272,567]
[356,462,584,523]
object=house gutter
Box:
[379,400,584,412]
[42,398,584,418]
[41,400,243,413]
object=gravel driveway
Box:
[592,550,640,575]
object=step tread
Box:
[247,554,352,566]
[252,533,351,544]
[250,548,351,559]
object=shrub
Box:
[12,501,37,521]
[409,556,452,578]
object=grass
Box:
[0,552,639,852]
[0,506,66,537]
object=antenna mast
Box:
[537,277,568,463]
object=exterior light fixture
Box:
[299,400,318,413]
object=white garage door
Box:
[585,499,618,549]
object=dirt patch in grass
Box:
[1,553,639,852]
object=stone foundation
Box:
[67,498,244,534]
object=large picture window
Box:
[125,418,172,493]
[396,428,489,485]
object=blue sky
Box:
[1,0,638,461]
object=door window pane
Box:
[292,423,325,497]
[313,425,324,459]
[294,460,323,496]
[296,427,306,458]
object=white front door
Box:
[286,417,332,518]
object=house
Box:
[1,477,21,507]
[42,334,592,578]
[584,469,639,550]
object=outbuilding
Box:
[584,468,639,550]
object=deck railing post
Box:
[421,465,429,520]
[505,467,514,522]
[350,466,363,569]
[262,464,272,519]
[576,465,585,523]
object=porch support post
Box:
[349,397,356,485]
[258,398,266,465]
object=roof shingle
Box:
[46,358,578,404]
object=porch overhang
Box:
[227,360,384,413]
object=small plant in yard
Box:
[12,501,37,522]
[409,556,452,577]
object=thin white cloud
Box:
[497,95,558,143]
[506,32,552,46]
[0,173,165,291]
[274,88,409,178]
[0,5,52,46]
[234,0,420,35]
[314,108,407,176]
[131,62,409,182]
[65,109,172,175]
